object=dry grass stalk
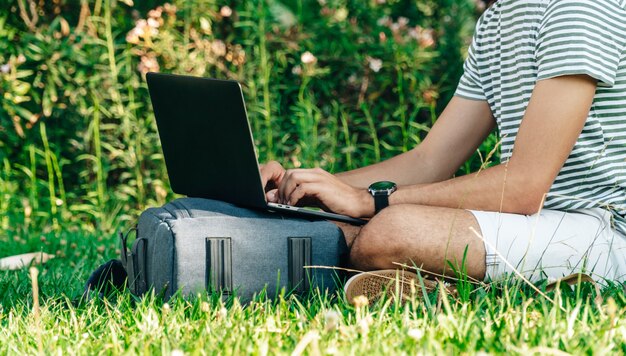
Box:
[30,267,43,354]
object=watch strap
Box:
[373,194,389,214]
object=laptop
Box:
[146,72,367,226]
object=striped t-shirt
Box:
[455,0,626,235]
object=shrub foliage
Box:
[0,0,487,232]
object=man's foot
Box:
[343,269,438,305]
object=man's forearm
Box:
[388,162,545,216]
[335,147,452,189]
[336,97,495,190]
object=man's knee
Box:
[349,205,408,270]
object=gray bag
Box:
[121,198,349,301]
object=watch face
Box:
[369,181,397,192]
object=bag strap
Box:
[119,227,149,295]
[288,237,312,294]
[83,260,127,300]
[119,227,137,270]
[134,237,148,295]
[205,237,233,295]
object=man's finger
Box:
[287,183,307,206]
[259,161,285,191]
[279,169,326,204]
[266,189,279,203]
[287,183,323,207]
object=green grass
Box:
[1,230,625,354]
[2,1,625,353]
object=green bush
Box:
[0,0,488,232]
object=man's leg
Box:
[333,221,362,248]
[342,204,486,280]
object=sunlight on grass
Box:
[0,232,625,354]
[1,1,624,353]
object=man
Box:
[261,0,626,295]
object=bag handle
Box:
[119,227,149,295]
[119,227,137,269]
[133,237,148,295]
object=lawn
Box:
[2,1,626,354]
[1,229,625,354]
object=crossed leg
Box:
[336,204,487,280]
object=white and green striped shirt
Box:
[455,0,626,235]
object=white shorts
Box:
[469,208,626,283]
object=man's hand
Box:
[277,167,375,218]
[259,161,286,202]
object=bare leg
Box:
[344,204,486,280]
[332,221,363,248]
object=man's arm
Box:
[387,75,597,215]
[276,75,597,218]
[335,96,495,188]
[260,96,494,202]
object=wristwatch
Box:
[368,181,397,214]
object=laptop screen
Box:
[146,73,268,209]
